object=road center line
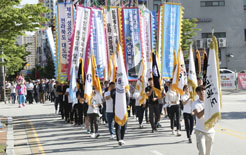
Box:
[25,120,45,154]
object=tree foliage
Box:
[0,0,49,76]
[181,18,201,52]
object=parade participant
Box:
[165,79,181,136]
[16,80,26,108]
[87,88,102,138]
[65,84,72,123]
[157,88,166,128]
[39,79,47,104]
[10,82,16,104]
[26,81,34,104]
[104,82,115,139]
[34,80,40,103]
[50,79,56,102]
[54,81,59,114]
[181,85,194,143]
[193,85,215,155]
[133,90,146,129]
[129,81,137,118]
[77,84,85,127]
[145,78,160,133]
[197,77,203,86]
[62,82,69,120]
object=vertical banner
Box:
[121,8,143,80]
[56,3,74,81]
[46,28,57,78]
[139,7,152,78]
[238,73,246,89]
[91,8,107,79]
[68,6,92,80]
[158,3,183,79]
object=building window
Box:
[202,32,226,38]
[200,1,225,7]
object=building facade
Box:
[148,0,246,72]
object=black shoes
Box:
[189,138,192,143]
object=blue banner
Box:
[122,8,142,80]
[160,4,183,78]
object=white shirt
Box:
[133,91,141,106]
[87,93,102,114]
[10,85,16,94]
[104,91,113,113]
[181,94,192,114]
[192,99,215,133]
[26,83,34,90]
[165,89,180,106]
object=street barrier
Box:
[220,73,236,89]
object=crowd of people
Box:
[5,75,214,154]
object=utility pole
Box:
[0,49,6,103]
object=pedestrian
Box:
[165,79,181,136]
[145,78,160,133]
[181,85,194,143]
[16,81,26,108]
[39,79,46,104]
[26,81,34,104]
[87,89,102,138]
[104,82,115,139]
[65,84,72,123]
[34,80,40,103]
[193,85,215,155]
[10,82,16,104]
[50,79,56,102]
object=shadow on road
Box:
[222,112,246,119]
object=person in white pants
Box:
[192,86,215,155]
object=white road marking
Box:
[150,150,164,155]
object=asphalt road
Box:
[0,90,246,155]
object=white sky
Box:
[21,0,39,5]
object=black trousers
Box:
[55,97,59,111]
[115,122,127,141]
[183,113,194,139]
[51,91,55,102]
[136,105,145,125]
[169,105,181,130]
[71,104,83,125]
[149,104,160,130]
[88,113,99,133]
[65,102,72,121]
[128,99,136,117]
[27,90,33,104]
[58,96,65,119]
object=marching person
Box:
[104,82,115,139]
[39,79,46,104]
[87,88,102,138]
[10,82,16,104]
[165,79,181,136]
[181,85,194,143]
[133,89,146,129]
[193,85,215,155]
[145,78,160,133]
[26,81,34,104]
[16,81,26,108]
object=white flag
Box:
[204,36,222,130]
[188,44,197,101]
[115,45,129,126]
[84,57,93,105]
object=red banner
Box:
[238,73,246,89]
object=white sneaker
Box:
[120,140,125,145]
[172,129,175,135]
[91,133,96,138]
[110,134,115,139]
[177,130,181,136]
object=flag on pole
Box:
[188,44,197,101]
[204,35,222,130]
[152,52,162,98]
[69,65,77,101]
[195,50,201,76]
[136,60,147,105]
[110,52,117,82]
[115,45,129,126]
[171,49,185,95]
[202,49,208,82]
[84,57,93,105]
[78,58,84,90]
[92,55,102,95]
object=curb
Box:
[6,117,14,155]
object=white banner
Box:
[220,73,236,89]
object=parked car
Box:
[239,70,246,73]
[219,69,235,74]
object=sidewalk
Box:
[0,117,7,154]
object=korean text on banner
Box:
[158,3,183,79]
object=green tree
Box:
[181,18,201,57]
[0,0,49,76]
